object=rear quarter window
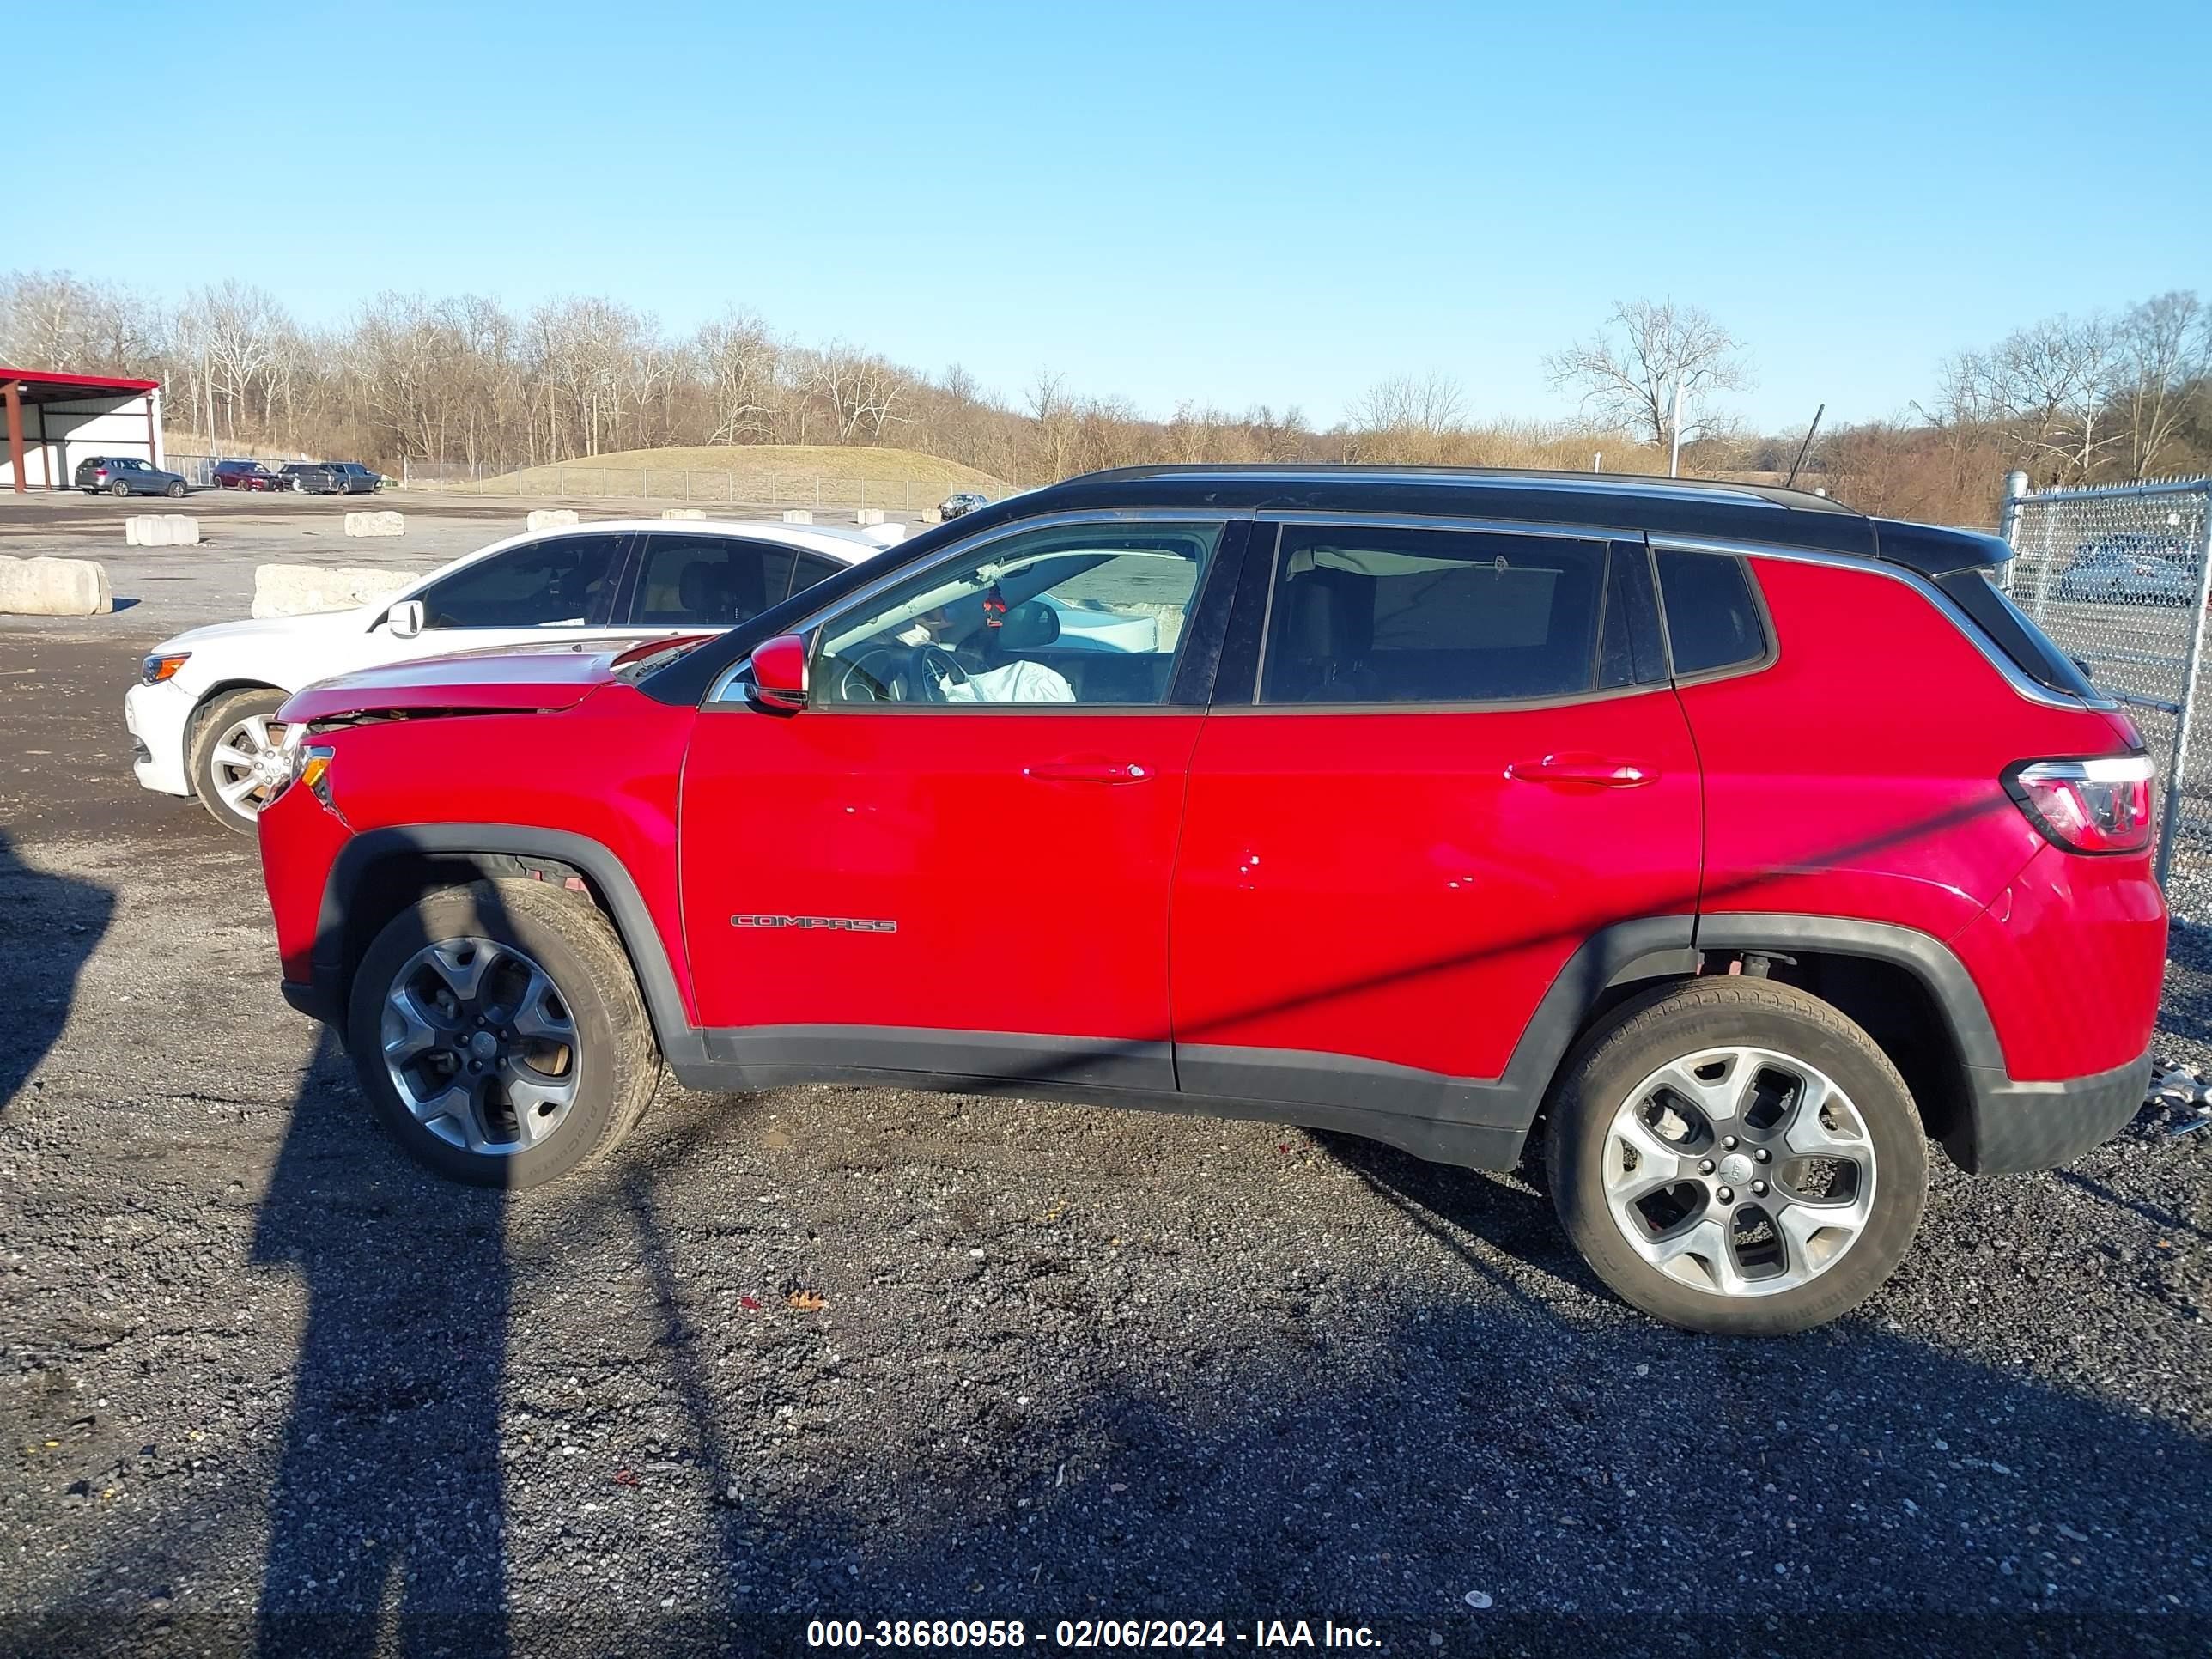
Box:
[1656,550,1769,676]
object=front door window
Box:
[813,522,1221,708]
[416,534,624,630]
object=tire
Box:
[1546,979,1927,1335]
[188,687,289,834]
[347,878,662,1188]
[166,480,185,498]
[109,480,130,497]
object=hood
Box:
[158,606,374,654]
[278,637,644,725]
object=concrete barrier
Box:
[781,509,813,525]
[343,510,405,538]
[0,556,113,616]
[125,514,200,548]
[252,563,415,620]
[527,508,580,532]
[855,508,885,526]
[661,507,707,520]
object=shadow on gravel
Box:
[0,828,114,1117]
[35,1102,2212,1657]
[250,957,512,1650]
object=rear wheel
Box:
[189,688,290,834]
[347,878,661,1188]
[109,479,130,497]
[1547,979,1927,1335]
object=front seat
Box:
[678,562,739,624]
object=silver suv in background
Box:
[75,456,189,498]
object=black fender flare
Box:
[307,823,710,1069]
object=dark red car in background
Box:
[212,459,284,491]
[253,465,2167,1335]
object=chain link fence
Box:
[1998,474,2212,916]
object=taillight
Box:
[2005,755,2155,854]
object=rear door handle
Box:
[1507,756,1657,788]
[1025,757,1153,785]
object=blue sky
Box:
[15,0,2211,433]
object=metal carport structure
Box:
[0,368,164,494]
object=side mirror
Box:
[749,632,809,712]
[386,599,425,640]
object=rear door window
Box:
[629,533,790,628]
[418,533,625,629]
[1258,525,1609,703]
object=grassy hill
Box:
[467,444,1008,505]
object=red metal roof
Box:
[0,367,161,399]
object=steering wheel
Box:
[915,643,968,702]
[835,646,910,702]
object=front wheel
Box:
[1547,979,1927,1335]
[166,480,186,498]
[347,878,662,1188]
[189,687,290,834]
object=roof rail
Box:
[1059,462,1854,514]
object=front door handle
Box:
[1025,757,1153,785]
[1507,756,1657,788]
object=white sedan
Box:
[127,518,882,832]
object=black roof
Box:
[987,464,2008,576]
[639,465,2011,706]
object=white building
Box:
[2,368,164,493]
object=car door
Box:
[370,531,638,669]
[676,515,1241,1089]
[1169,521,1702,1124]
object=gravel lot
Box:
[3,495,2211,1655]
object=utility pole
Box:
[1668,380,1685,477]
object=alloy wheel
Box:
[1600,1045,1876,1297]
[206,712,292,817]
[380,936,581,1153]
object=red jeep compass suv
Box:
[256,466,2166,1334]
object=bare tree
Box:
[1353,372,1465,437]
[0,270,164,372]
[1947,313,2124,485]
[2116,291,2208,479]
[1025,368,1080,479]
[695,308,780,444]
[799,343,910,442]
[173,281,292,441]
[1546,299,1751,453]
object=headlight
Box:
[141,653,191,685]
[269,741,337,811]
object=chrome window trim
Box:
[704,507,1245,708]
[1207,681,1689,718]
[1650,534,2113,711]
[1253,507,1638,542]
